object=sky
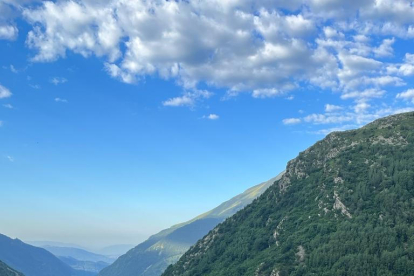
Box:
[1,0,414,249]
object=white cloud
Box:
[163,90,212,107]
[396,89,414,103]
[6,155,14,162]
[341,89,385,100]
[304,113,353,125]
[3,103,13,109]
[354,101,371,113]
[0,24,18,40]
[55,97,68,103]
[325,104,342,112]
[283,118,301,125]
[0,84,12,99]
[252,88,284,98]
[0,121,3,127]
[50,77,67,85]
[203,114,219,120]
[373,38,395,57]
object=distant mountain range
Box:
[27,242,134,260]
[41,246,115,274]
[0,234,93,276]
[0,260,24,276]
[99,172,284,276]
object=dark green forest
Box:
[163,112,414,276]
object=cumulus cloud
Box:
[8,0,414,133]
[19,0,414,103]
[0,84,12,99]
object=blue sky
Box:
[1,0,414,248]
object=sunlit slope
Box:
[99,172,284,276]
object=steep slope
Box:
[0,234,93,276]
[0,261,24,276]
[99,173,284,276]
[163,111,414,276]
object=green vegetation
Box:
[0,260,24,276]
[163,112,414,276]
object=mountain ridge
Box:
[0,234,94,276]
[163,111,414,276]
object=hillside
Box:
[0,234,93,276]
[99,173,284,276]
[163,111,414,276]
[0,261,24,276]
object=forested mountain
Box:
[0,234,93,276]
[0,261,24,276]
[99,173,284,276]
[163,112,414,276]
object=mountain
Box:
[43,246,114,264]
[99,172,284,276]
[0,260,24,276]
[41,246,114,274]
[0,234,93,276]
[27,241,88,250]
[58,257,110,274]
[163,111,414,276]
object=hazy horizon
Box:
[1,0,414,248]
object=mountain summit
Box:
[163,112,414,276]
[99,172,284,276]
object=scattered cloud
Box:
[0,25,18,40]
[55,97,68,103]
[3,0,414,132]
[10,64,18,73]
[283,118,301,125]
[396,89,414,103]
[203,114,219,120]
[6,155,14,162]
[3,103,13,109]
[0,84,12,99]
[373,38,395,57]
[325,104,343,112]
[29,84,41,89]
[163,90,212,107]
[0,121,3,127]
[50,77,67,85]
